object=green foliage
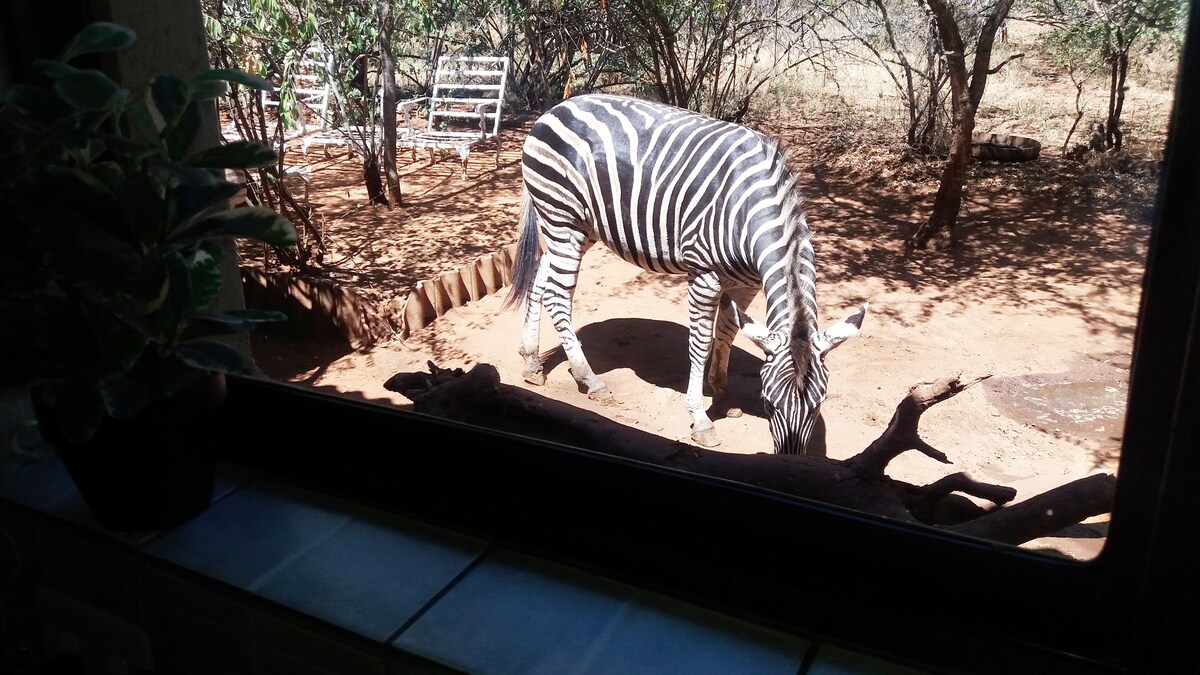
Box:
[603,0,825,118]
[202,0,820,119]
[1032,0,1183,149]
[1035,0,1183,68]
[0,22,298,445]
[205,0,392,129]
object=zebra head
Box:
[734,301,869,454]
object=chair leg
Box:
[455,146,472,180]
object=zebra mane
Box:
[767,138,817,375]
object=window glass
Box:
[205,0,1187,561]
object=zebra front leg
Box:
[708,289,759,420]
[686,274,724,447]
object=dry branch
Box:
[848,374,991,478]
[384,363,1115,547]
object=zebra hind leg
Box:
[519,349,545,386]
[518,258,549,386]
[523,243,613,401]
[553,293,611,400]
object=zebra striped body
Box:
[507,94,864,454]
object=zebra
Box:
[504,93,867,454]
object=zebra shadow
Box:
[538,318,768,419]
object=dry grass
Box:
[743,18,1176,225]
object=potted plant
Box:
[0,23,297,531]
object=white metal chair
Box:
[292,46,383,158]
[397,55,510,178]
[262,46,334,142]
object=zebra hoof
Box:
[587,387,614,402]
[691,427,721,448]
[724,407,743,419]
[523,371,546,386]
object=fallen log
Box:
[384,362,1116,547]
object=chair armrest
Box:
[398,96,430,134]
[398,96,429,112]
[474,101,499,136]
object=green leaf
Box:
[173,339,246,372]
[173,207,297,247]
[207,308,288,323]
[148,75,201,160]
[32,201,141,291]
[42,165,115,202]
[33,60,80,79]
[34,381,107,445]
[190,79,229,101]
[59,22,137,62]
[185,242,224,313]
[125,105,161,145]
[182,308,288,339]
[87,161,125,192]
[147,74,188,131]
[175,181,245,219]
[159,251,193,343]
[95,131,157,161]
[2,84,72,123]
[155,162,223,188]
[92,325,148,378]
[187,140,277,168]
[55,70,128,112]
[194,69,275,92]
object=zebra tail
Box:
[502,187,542,310]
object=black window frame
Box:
[5,1,1195,671]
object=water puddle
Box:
[983,355,1129,445]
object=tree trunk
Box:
[378,0,403,207]
[363,154,388,206]
[917,33,941,153]
[908,127,971,250]
[906,0,1013,251]
[1107,41,1129,151]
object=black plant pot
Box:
[37,374,227,532]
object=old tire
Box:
[971,133,1041,162]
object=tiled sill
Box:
[0,449,933,675]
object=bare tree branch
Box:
[384,363,1114,549]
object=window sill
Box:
[0,440,928,674]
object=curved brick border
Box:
[239,242,518,349]
[400,243,517,338]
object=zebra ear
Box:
[813,301,869,356]
[746,330,786,357]
[727,297,784,356]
